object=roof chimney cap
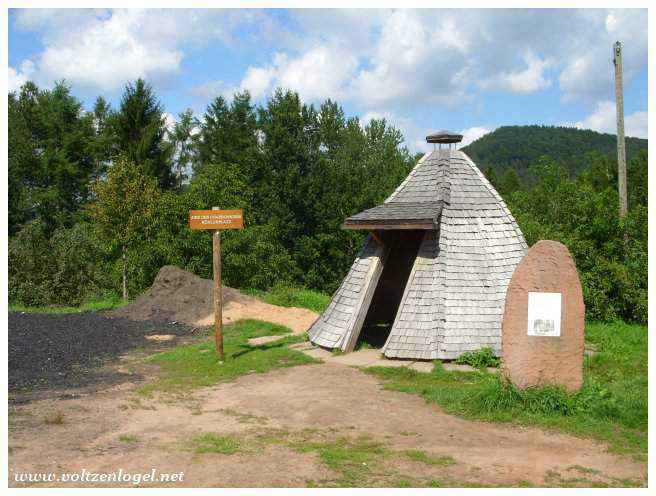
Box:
[426,130,463,144]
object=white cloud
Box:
[204,44,359,104]
[8,59,35,92]
[13,9,107,32]
[569,100,647,138]
[362,110,431,153]
[10,8,648,154]
[351,10,472,107]
[192,66,275,102]
[625,111,648,139]
[480,53,552,93]
[460,126,492,147]
[273,46,358,102]
[13,8,648,107]
[191,80,232,101]
[558,9,647,102]
[10,9,250,92]
[240,66,275,100]
[162,112,176,133]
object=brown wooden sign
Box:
[189,209,244,230]
[188,207,244,361]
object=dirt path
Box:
[8,357,646,488]
[197,299,318,334]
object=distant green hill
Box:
[462,125,648,179]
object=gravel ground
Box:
[8,312,193,393]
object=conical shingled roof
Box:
[308,148,528,360]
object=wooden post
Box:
[188,207,243,360]
[122,246,128,300]
[613,41,628,219]
[212,206,224,361]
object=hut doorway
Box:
[355,230,425,349]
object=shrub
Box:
[8,220,52,306]
[254,282,330,313]
[455,347,500,369]
[9,221,113,306]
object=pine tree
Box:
[112,79,173,189]
[195,91,258,179]
[499,167,522,195]
[484,166,499,189]
[169,108,196,188]
[91,96,113,179]
[8,81,97,235]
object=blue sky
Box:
[8,8,648,152]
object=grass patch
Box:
[220,408,268,424]
[10,294,128,314]
[189,433,240,454]
[455,347,500,368]
[567,465,600,475]
[404,450,456,466]
[366,322,646,460]
[354,341,375,351]
[292,436,389,487]
[44,411,65,425]
[118,434,139,444]
[245,283,330,313]
[137,319,317,396]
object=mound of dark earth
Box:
[8,312,190,393]
[108,265,257,325]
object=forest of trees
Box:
[464,125,648,181]
[8,79,648,325]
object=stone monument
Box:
[502,240,585,392]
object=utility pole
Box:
[613,41,628,219]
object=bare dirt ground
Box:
[8,350,646,488]
[8,267,646,487]
[196,298,317,334]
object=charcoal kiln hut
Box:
[308,130,528,359]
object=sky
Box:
[7,8,649,153]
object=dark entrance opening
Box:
[356,230,426,349]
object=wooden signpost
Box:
[189,208,244,360]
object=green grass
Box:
[292,436,389,487]
[137,319,317,396]
[245,283,330,313]
[189,433,241,454]
[404,450,456,466]
[9,294,128,314]
[118,434,140,444]
[366,322,647,460]
[43,411,65,425]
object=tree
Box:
[462,125,647,183]
[8,81,98,235]
[9,220,111,306]
[88,158,161,299]
[484,166,499,190]
[498,167,523,195]
[506,154,647,324]
[195,91,259,180]
[91,96,113,179]
[111,79,173,189]
[255,89,317,247]
[169,108,196,188]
